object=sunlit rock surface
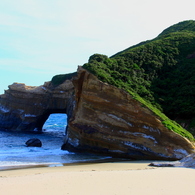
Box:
[0,66,194,160]
[64,67,195,160]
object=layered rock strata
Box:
[0,79,74,131]
[64,67,195,160]
[0,67,194,160]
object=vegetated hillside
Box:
[83,20,195,138]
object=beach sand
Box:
[0,161,194,195]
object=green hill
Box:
[83,20,195,139]
[158,20,195,36]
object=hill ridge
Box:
[82,20,195,136]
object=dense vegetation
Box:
[51,72,77,86]
[83,20,195,141]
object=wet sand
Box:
[0,161,194,195]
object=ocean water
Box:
[0,114,109,169]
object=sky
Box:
[0,0,194,94]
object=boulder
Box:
[25,138,42,147]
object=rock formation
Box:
[150,153,195,168]
[25,138,42,147]
[0,66,194,160]
[63,67,195,160]
[0,79,74,131]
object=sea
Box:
[0,114,110,170]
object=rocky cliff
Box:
[0,67,194,160]
[63,67,195,160]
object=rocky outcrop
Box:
[63,67,195,160]
[0,79,74,131]
[0,67,195,160]
[150,152,195,168]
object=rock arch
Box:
[0,79,74,132]
[35,109,67,131]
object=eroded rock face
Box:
[0,79,74,131]
[0,67,194,160]
[64,67,195,160]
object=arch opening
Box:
[42,113,67,136]
[34,109,68,132]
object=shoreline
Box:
[0,158,144,171]
[0,159,155,174]
[0,160,195,195]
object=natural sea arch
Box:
[35,109,68,132]
[43,113,67,133]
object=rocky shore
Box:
[150,152,195,168]
[0,66,195,160]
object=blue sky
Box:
[0,0,194,94]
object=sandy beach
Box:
[0,161,194,195]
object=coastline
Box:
[0,160,195,195]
